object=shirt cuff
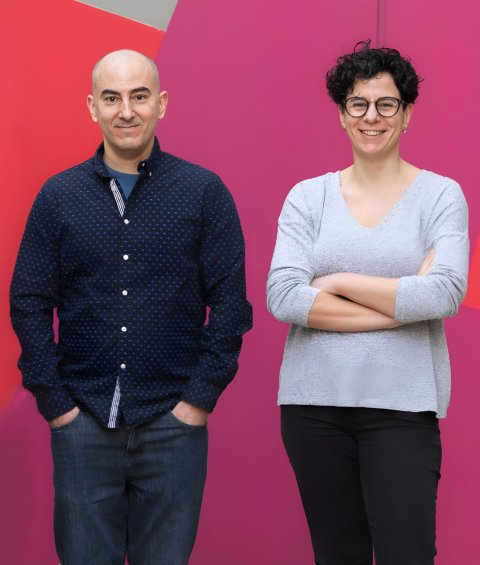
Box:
[35,388,77,422]
[180,380,225,413]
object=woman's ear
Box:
[339,105,346,130]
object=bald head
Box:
[87,49,168,170]
[92,49,160,94]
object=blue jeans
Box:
[50,410,208,565]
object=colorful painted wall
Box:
[1,1,479,563]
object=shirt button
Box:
[122,290,128,296]
[121,326,127,332]
[123,254,129,260]
[124,219,129,224]
[120,363,126,369]
[149,172,152,177]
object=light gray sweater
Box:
[267,171,469,417]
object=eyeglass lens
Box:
[345,97,401,117]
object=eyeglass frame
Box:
[342,96,407,118]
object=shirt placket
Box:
[108,177,130,428]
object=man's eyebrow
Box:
[100,87,152,96]
[131,87,152,94]
[100,89,120,96]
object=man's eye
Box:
[135,94,147,101]
[106,96,118,103]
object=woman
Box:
[267,42,469,565]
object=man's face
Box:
[87,53,167,162]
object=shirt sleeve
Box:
[395,181,469,322]
[180,176,253,412]
[10,187,76,421]
[266,181,321,326]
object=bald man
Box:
[11,50,252,564]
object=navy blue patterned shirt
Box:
[10,139,252,428]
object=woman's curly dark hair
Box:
[326,40,421,105]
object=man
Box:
[10,50,252,564]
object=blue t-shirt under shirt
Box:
[104,163,138,199]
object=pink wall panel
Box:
[2,0,478,563]
[157,2,373,564]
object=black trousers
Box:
[281,405,442,565]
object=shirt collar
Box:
[93,137,163,179]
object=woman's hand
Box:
[417,248,435,276]
[310,274,340,293]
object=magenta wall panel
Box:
[158,1,479,564]
[2,0,478,563]
[375,3,480,563]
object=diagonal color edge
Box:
[75,0,178,31]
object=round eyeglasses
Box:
[343,97,405,118]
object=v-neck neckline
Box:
[335,169,425,231]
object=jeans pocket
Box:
[50,410,83,433]
[167,410,207,430]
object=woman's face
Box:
[339,72,413,160]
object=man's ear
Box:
[158,90,168,121]
[87,95,98,123]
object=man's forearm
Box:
[307,291,402,332]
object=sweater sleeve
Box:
[267,181,321,326]
[395,181,469,322]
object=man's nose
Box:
[119,98,134,120]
